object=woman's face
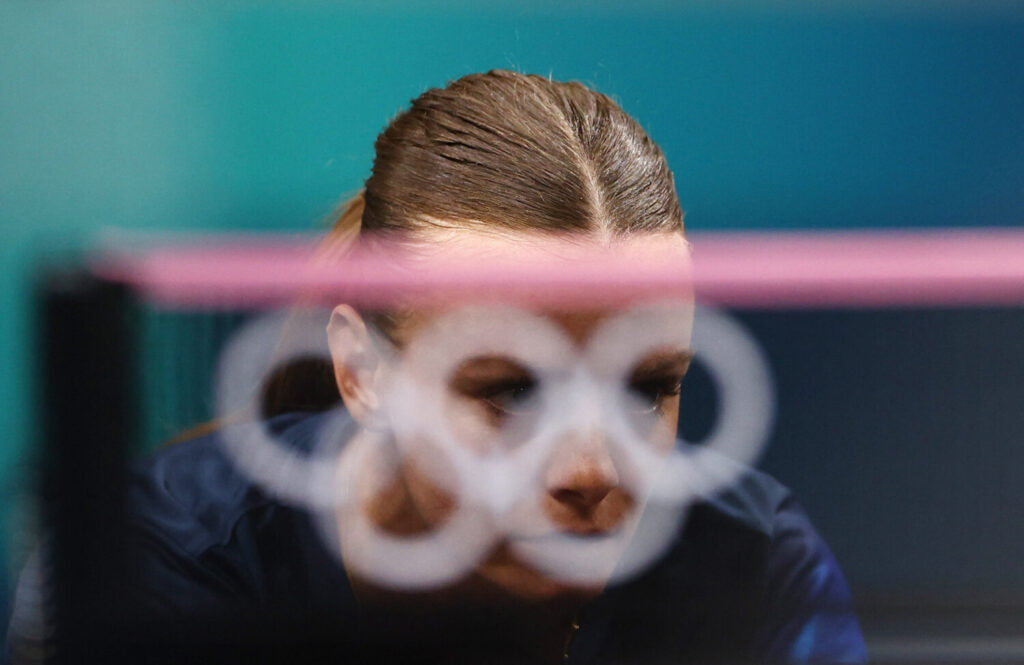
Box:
[334,232,694,600]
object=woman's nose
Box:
[546,436,619,513]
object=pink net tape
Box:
[93,229,1024,309]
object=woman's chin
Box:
[475,546,602,602]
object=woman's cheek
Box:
[441,397,503,454]
[356,444,458,535]
[402,463,459,528]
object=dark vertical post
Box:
[38,270,135,664]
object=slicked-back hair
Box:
[351,70,682,240]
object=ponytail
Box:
[318,190,365,262]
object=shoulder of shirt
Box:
[688,450,796,539]
[125,411,329,558]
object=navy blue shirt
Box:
[124,412,867,664]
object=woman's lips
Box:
[507,524,626,542]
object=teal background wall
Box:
[2,0,1023,624]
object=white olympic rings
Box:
[213,302,775,589]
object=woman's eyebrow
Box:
[454,356,533,375]
[630,350,694,375]
[449,357,535,391]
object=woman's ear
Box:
[326,305,382,426]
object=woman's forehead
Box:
[378,227,693,345]
[386,307,599,342]
[390,305,690,350]
[410,224,691,257]
[540,309,614,345]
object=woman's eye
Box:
[448,356,539,421]
[479,379,538,416]
[628,377,683,413]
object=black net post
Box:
[38,269,136,664]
